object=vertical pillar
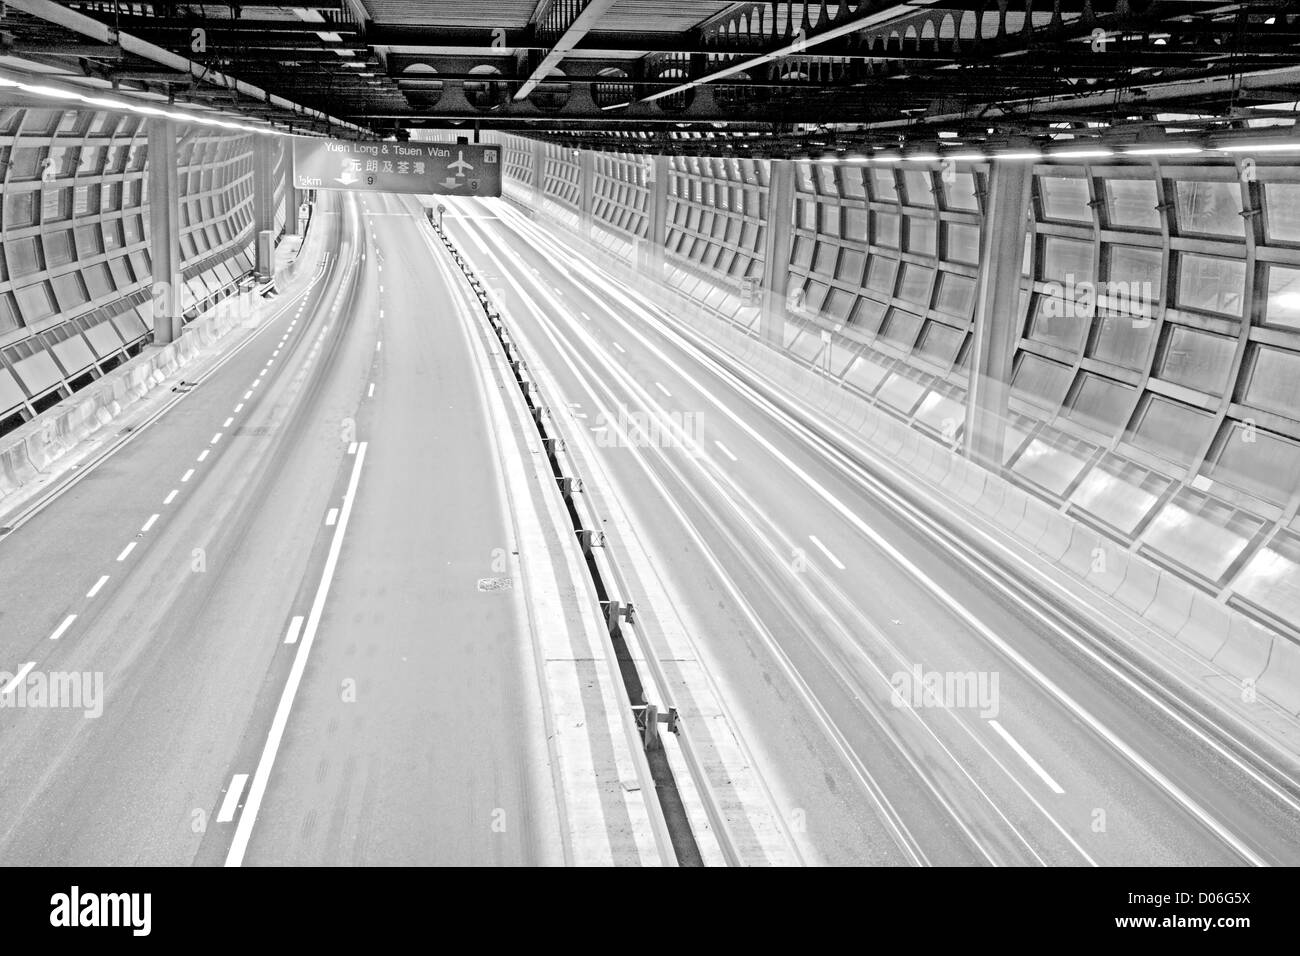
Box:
[532,137,547,212]
[637,153,669,279]
[253,134,277,278]
[964,159,1033,469]
[146,117,182,345]
[281,139,302,238]
[578,148,595,239]
[759,159,796,346]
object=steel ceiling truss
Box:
[0,2,1296,149]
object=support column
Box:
[146,117,182,345]
[964,159,1033,469]
[280,139,302,238]
[759,159,796,346]
[578,148,595,239]
[253,134,277,279]
[637,154,669,280]
[532,137,547,212]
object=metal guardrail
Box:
[430,217,749,867]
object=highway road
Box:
[4,183,1299,867]
[0,191,571,865]
[438,193,1300,867]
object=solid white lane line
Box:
[197,450,210,462]
[715,440,738,462]
[211,433,223,445]
[116,542,136,561]
[325,508,338,526]
[86,576,109,599]
[181,469,194,482]
[808,534,846,571]
[164,489,178,505]
[612,342,626,354]
[216,774,249,823]
[989,720,1065,795]
[226,443,369,867]
[655,382,671,397]
[283,615,305,645]
[141,514,159,533]
[367,383,375,398]
[2,662,36,695]
[49,614,78,640]
[223,417,234,428]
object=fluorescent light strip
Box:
[1221,142,1300,153]
[1124,146,1202,156]
[0,72,278,135]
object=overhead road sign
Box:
[292,137,501,197]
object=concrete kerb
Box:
[973,473,1007,520]
[1142,570,1197,637]
[954,463,989,506]
[1059,522,1104,578]
[1257,635,1300,716]
[1113,550,1162,615]
[1082,536,1130,597]
[991,477,1029,534]
[1175,591,1233,661]
[1212,614,1275,685]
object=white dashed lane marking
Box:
[2,662,36,694]
[49,614,78,640]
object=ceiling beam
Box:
[639,2,921,104]
[515,0,619,101]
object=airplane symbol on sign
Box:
[449,151,473,177]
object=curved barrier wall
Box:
[0,105,286,432]
[494,133,1300,640]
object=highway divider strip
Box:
[430,220,753,867]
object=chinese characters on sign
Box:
[291,137,502,197]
